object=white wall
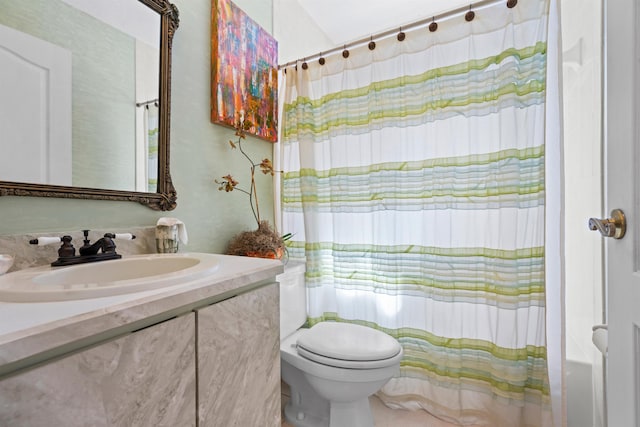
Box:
[562,0,603,366]
[273,0,333,64]
[561,0,604,426]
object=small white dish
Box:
[0,255,14,275]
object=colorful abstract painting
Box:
[211,0,278,142]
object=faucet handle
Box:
[101,233,117,253]
[29,236,63,246]
[58,236,76,258]
[112,233,136,240]
[29,236,75,258]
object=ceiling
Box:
[296,0,474,46]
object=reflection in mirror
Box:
[0,0,179,210]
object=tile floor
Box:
[281,382,458,427]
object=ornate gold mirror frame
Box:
[0,0,180,211]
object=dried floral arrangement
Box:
[216,119,285,259]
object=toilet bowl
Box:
[281,323,403,427]
[278,263,403,427]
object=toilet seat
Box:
[296,322,402,369]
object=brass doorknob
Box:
[588,209,626,239]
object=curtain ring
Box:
[342,45,349,58]
[302,58,308,70]
[465,5,475,22]
[429,17,438,32]
[397,27,406,41]
[507,0,517,8]
[368,36,376,50]
[318,53,325,65]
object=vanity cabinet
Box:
[197,282,280,426]
[0,313,196,427]
[0,281,281,427]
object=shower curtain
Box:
[280,0,561,425]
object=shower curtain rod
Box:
[135,98,159,107]
[278,0,516,69]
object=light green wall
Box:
[0,0,276,255]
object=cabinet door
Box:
[0,313,196,427]
[198,283,280,427]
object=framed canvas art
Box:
[211,0,278,142]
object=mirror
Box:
[0,0,179,210]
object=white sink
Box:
[0,253,221,302]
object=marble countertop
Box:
[0,254,283,376]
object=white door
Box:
[604,0,640,425]
[0,23,72,186]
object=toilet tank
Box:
[277,260,307,339]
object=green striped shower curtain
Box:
[280,1,558,425]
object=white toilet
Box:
[278,262,403,427]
